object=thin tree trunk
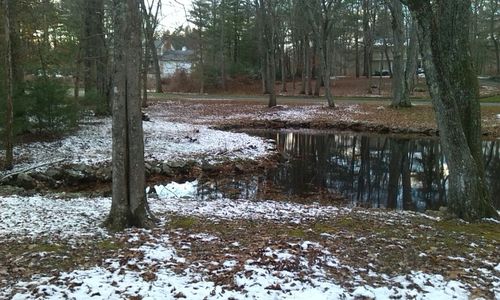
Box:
[383,38,392,75]
[389,0,410,107]
[260,0,276,107]
[362,0,372,78]
[140,0,162,93]
[300,37,308,94]
[142,38,149,107]
[403,14,418,102]
[280,43,287,93]
[291,42,297,94]
[493,36,500,75]
[490,0,500,75]
[220,0,227,91]
[318,33,334,107]
[355,24,360,78]
[3,0,14,170]
[256,0,269,94]
[74,44,82,99]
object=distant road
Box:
[154,92,410,105]
[152,92,500,107]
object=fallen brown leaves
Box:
[145,98,500,138]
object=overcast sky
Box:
[159,0,193,32]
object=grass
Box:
[167,215,200,230]
[436,220,500,241]
[481,95,500,103]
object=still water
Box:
[156,130,500,212]
[255,130,500,211]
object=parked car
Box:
[373,70,391,77]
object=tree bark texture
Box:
[306,0,336,106]
[299,37,307,94]
[388,0,411,107]
[362,0,372,78]
[490,0,499,75]
[3,0,14,170]
[403,14,418,101]
[105,0,153,231]
[406,0,498,220]
[258,0,276,107]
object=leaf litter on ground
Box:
[0,100,499,299]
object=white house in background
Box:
[154,40,194,78]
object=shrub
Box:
[24,77,79,133]
[164,69,198,93]
[80,89,109,116]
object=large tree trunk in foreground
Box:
[406,0,498,220]
[105,0,154,231]
[3,0,14,170]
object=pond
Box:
[154,130,500,212]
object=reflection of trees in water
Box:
[484,141,500,209]
[270,132,500,211]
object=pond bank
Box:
[1,100,499,299]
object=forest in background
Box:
[0,0,498,97]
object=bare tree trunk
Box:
[313,43,321,97]
[355,25,360,78]
[318,33,334,106]
[494,37,500,76]
[307,43,313,95]
[280,43,287,93]
[220,0,227,91]
[259,0,276,107]
[3,0,14,170]
[142,37,149,107]
[268,44,277,106]
[105,0,154,231]
[490,0,500,75]
[256,0,269,94]
[140,0,163,93]
[407,0,498,220]
[362,0,372,78]
[74,45,82,99]
[300,36,308,94]
[388,0,410,107]
[291,42,297,94]
[403,14,418,101]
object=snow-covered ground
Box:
[0,106,498,299]
[1,116,271,174]
[1,195,494,300]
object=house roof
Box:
[160,49,194,62]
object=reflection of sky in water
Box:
[153,180,198,199]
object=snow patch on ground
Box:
[2,118,270,174]
[0,195,347,241]
[0,195,491,300]
[2,232,471,300]
[0,195,109,241]
[154,196,349,223]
